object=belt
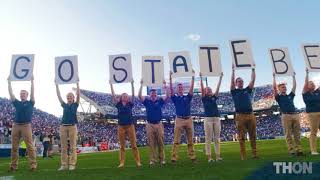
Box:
[236,112,253,115]
[148,121,161,125]
[282,112,298,114]
[14,122,31,125]
[177,116,191,119]
[61,124,76,126]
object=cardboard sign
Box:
[142,56,164,87]
[269,48,294,76]
[301,44,320,72]
[55,56,79,84]
[10,54,34,81]
[109,54,133,84]
[169,51,193,78]
[229,39,254,69]
[199,45,222,76]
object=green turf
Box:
[0,138,319,180]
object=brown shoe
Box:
[191,159,197,164]
[296,152,304,157]
[8,167,17,172]
[30,167,37,172]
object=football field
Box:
[0,138,319,180]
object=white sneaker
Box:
[149,161,155,166]
[311,152,319,155]
[69,165,76,171]
[57,166,67,171]
[208,159,214,163]
[161,161,166,165]
[216,157,223,161]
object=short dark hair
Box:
[150,89,157,92]
[235,77,243,82]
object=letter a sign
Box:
[55,55,79,84]
[9,54,35,81]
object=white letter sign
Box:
[301,43,320,72]
[229,39,254,69]
[10,54,34,81]
[142,56,164,87]
[199,45,222,76]
[169,51,193,78]
[269,48,294,76]
[55,55,79,84]
[109,54,133,84]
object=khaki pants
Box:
[204,117,221,157]
[146,123,165,163]
[235,113,257,160]
[281,114,302,153]
[60,125,78,167]
[118,125,141,165]
[308,112,320,153]
[10,123,37,169]
[171,117,196,161]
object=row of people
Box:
[6,65,320,171]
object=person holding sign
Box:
[169,70,197,164]
[302,68,320,155]
[200,72,223,163]
[109,80,141,168]
[231,64,258,160]
[7,76,37,172]
[138,80,168,166]
[55,81,80,171]
[272,72,303,156]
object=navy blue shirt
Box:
[171,93,193,117]
[231,87,253,113]
[61,102,79,125]
[275,92,296,113]
[12,100,34,123]
[143,98,165,124]
[202,95,220,117]
[116,101,134,125]
[303,89,320,113]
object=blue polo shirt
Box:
[231,87,253,113]
[171,93,193,117]
[275,92,296,113]
[116,101,134,125]
[61,102,79,125]
[12,100,34,123]
[202,95,220,117]
[303,89,320,113]
[143,98,165,124]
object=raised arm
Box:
[291,72,296,94]
[169,71,174,96]
[7,77,16,101]
[130,80,135,102]
[230,64,235,90]
[189,69,195,95]
[109,81,119,104]
[248,64,256,89]
[214,72,223,96]
[272,72,278,96]
[162,80,169,102]
[199,72,205,97]
[303,68,309,94]
[76,82,80,104]
[30,75,35,102]
[55,83,64,104]
[138,79,145,102]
